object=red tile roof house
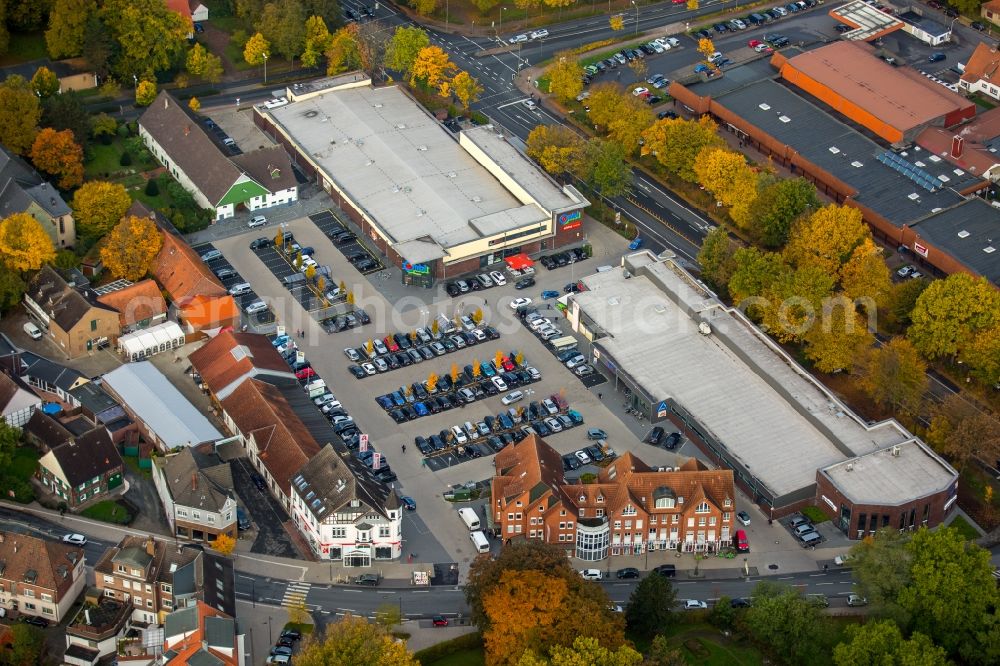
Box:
[959,42,1000,103]
[95,280,168,334]
[138,91,297,221]
[491,435,737,559]
[188,330,295,402]
[0,530,87,623]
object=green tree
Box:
[741,582,828,664]
[99,0,190,79]
[7,0,50,31]
[42,90,90,145]
[884,278,928,333]
[899,527,999,661]
[31,66,60,98]
[256,0,306,61]
[727,247,787,307]
[697,226,738,296]
[46,0,94,59]
[547,55,583,103]
[526,124,584,176]
[759,264,836,343]
[185,43,211,77]
[0,420,21,468]
[708,596,737,631]
[641,115,724,182]
[803,305,873,374]
[295,614,418,666]
[850,528,912,617]
[925,394,1000,472]
[858,337,927,417]
[747,177,818,247]
[840,238,891,309]
[7,623,44,666]
[645,635,686,666]
[243,31,270,65]
[0,74,41,155]
[0,265,27,312]
[578,139,631,199]
[518,636,643,666]
[89,112,117,140]
[908,273,1000,361]
[385,26,430,78]
[81,14,112,77]
[624,572,676,639]
[302,0,343,28]
[833,620,948,666]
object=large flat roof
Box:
[781,41,970,133]
[102,362,221,447]
[909,198,1000,285]
[715,79,969,226]
[264,83,580,261]
[821,440,956,506]
[576,256,911,498]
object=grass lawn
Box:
[84,142,129,179]
[81,500,133,525]
[10,446,40,480]
[678,635,765,665]
[420,649,485,666]
[801,506,830,524]
[948,514,982,540]
[0,32,47,66]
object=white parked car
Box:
[542,398,559,415]
[489,270,507,285]
[509,297,532,310]
[684,600,708,610]
[544,417,562,432]
[491,376,508,392]
[575,450,591,464]
[565,354,587,369]
[522,99,536,110]
[580,569,601,581]
[62,533,87,546]
[248,215,267,227]
[501,390,524,405]
[361,362,377,375]
[451,425,468,444]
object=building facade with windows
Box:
[289,444,403,564]
[490,436,736,560]
[0,531,86,623]
[24,266,120,358]
[152,447,238,543]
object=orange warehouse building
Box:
[778,41,975,145]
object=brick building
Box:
[23,266,120,358]
[0,531,86,623]
[491,436,736,560]
[152,447,238,542]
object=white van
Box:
[549,336,578,352]
[458,507,481,531]
[22,322,42,340]
[469,530,490,553]
[228,282,251,296]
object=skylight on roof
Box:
[953,168,965,176]
[759,103,771,110]
[957,230,970,238]
[829,146,841,154]
[937,174,950,182]
[929,154,942,162]
[907,193,920,201]
[851,161,863,168]
[778,115,791,123]
[985,246,996,254]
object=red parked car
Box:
[295,367,317,380]
[432,615,449,627]
[384,335,399,352]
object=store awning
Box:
[505,253,534,270]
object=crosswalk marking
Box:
[281,582,311,609]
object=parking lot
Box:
[308,209,385,275]
[190,242,276,326]
[208,214,692,565]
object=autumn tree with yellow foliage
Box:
[0,213,56,272]
[641,116,724,182]
[692,146,760,228]
[586,84,654,154]
[72,181,133,240]
[295,614,418,666]
[449,70,484,110]
[135,80,157,106]
[100,215,163,281]
[410,45,456,94]
[326,24,362,74]
[526,125,584,176]
[210,533,236,556]
[547,55,583,103]
[609,14,624,31]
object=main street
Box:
[0,508,891,621]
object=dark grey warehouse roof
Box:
[908,198,1000,285]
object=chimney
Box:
[952,135,964,158]
[145,536,155,557]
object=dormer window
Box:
[622,505,636,516]
[696,501,710,514]
[724,499,732,507]
[579,495,586,502]
[655,497,675,509]
[652,486,676,510]
[596,495,604,503]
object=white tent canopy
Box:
[118,321,185,362]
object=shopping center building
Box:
[564,251,958,537]
[254,74,589,282]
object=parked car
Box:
[616,567,640,579]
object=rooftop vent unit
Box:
[778,115,791,123]
[759,102,771,110]
[957,230,970,239]
[396,123,407,129]
[938,174,950,182]
[851,161,863,168]
[908,193,920,201]
[416,145,427,151]
[829,146,841,154]
[891,445,901,457]
[471,195,482,202]
[373,103,383,108]
[985,245,996,254]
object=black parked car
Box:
[646,426,665,446]
[664,431,682,449]
[515,277,535,290]
[616,567,641,579]
[653,564,676,577]
[250,472,267,491]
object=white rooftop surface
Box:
[103,361,222,447]
[461,125,582,214]
[831,0,903,40]
[577,258,910,498]
[117,321,184,356]
[266,85,558,253]
[822,441,956,505]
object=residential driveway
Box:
[230,457,298,558]
[122,465,170,534]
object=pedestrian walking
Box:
[484,299,488,306]
[598,393,603,400]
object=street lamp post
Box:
[631,0,639,35]
[263,52,268,84]
[132,73,137,88]
[499,6,507,39]
[446,0,450,30]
